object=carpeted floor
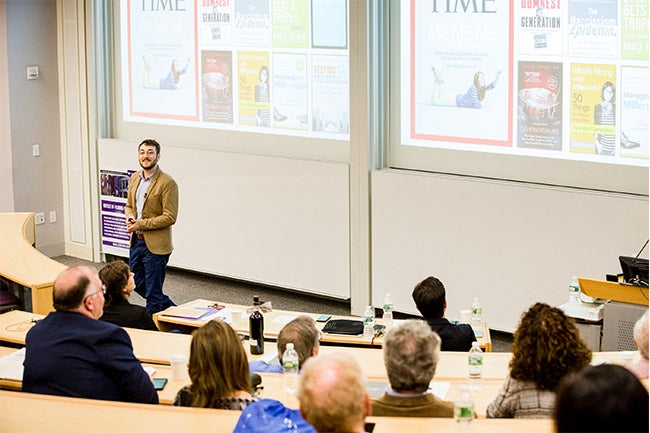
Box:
[53,255,513,352]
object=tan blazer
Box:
[125,167,179,255]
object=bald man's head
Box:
[298,352,370,433]
[53,266,104,319]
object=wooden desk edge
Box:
[154,300,493,351]
[0,390,555,433]
[0,212,67,314]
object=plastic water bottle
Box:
[569,276,581,304]
[363,305,375,339]
[470,297,482,331]
[454,384,474,425]
[249,295,264,355]
[282,343,299,394]
[468,341,483,382]
[382,293,394,329]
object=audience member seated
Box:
[554,364,649,432]
[298,352,371,433]
[372,320,454,417]
[232,399,316,433]
[98,260,158,331]
[22,266,158,404]
[173,320,258,410]
[412,276,476,351]
[486,302,591,418]
[249,315,320,373]
[627,309,648,380]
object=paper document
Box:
[429,381,451,399]
[212,308,245,324]
[366,381,389,398]
[272,315,296,325]
[365,381,450,400]
[0,348,25,381]
[160,307,212,319]
[260,351,279,363]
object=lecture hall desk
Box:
[1,309,642,420]
[0,212,67,315]
[0,310,501,381]
[0,309,193,365]
[0,308,639,375]
[0,345,505,417]
[0,389,555,433]
[153,298,493,351]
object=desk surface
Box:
[0,212,67,314]
[0,310,492,378]
[0,310,192,365]
[154,298,493,351]
[0,346,502,416]
[0,309,638,374]
[1,308,642,420]
[1,345,642,421]
[0,389,555,433]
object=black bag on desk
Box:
[321,319,364,336]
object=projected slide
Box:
[121,0,349,140]
[126,0,198,120]
[401,0,649,166]
[410,0,512,146]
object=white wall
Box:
[0,1,13,212]
[99,139,351,299]
[371,169,649,331]
[4,0,63,253]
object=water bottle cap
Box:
[287,343,294,350]
[472,341,480,348]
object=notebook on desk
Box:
[0,348,25,381]
[159,307,211,319]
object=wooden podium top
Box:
[579,278,649,306]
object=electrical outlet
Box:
[35,212,45,225]
[32,144,40,157]
[26,65,40,80]
[49,211,57,223]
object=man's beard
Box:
[140,159,157,170]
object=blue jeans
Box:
[129,238,175,314]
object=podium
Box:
[557,300,604,352]
[579,279,648,351]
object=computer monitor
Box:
[619,256,649,287]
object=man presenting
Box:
[23,266,158,404]
[125,139,178,314]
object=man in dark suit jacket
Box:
[412,276,476,351]
[22,266,158,404]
